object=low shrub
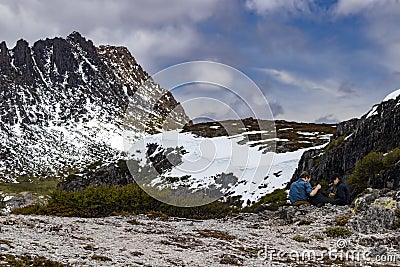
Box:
[347,148,400,197]
[196,229,236,241]
[0,254,64,266]
[91,255,112,262]
[323,226,352,238]
[12,183,236,219]
[243,189,288,212]
[292,235,310,243]
[335,214,352,226]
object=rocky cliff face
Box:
[291,92,400,192]
[0,32,188,182]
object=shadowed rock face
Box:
[0,32,188,182]
[291,95,400,193]
[1,34,124,127]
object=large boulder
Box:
[347,188,400,232]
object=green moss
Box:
[372,197,397,209]
[92,255,112,262]
[292,235,310,243]
[323,226,352,238]
[318,179,331,192]
[323,135,346,153]
[335,214,352,226]
[0,254,65,266]
[196,229,236,241]
[243,189,288,212]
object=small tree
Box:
[347,151,384,196]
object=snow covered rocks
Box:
[0,32,187,182]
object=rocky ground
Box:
[1,196,399,267]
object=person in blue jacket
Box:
[289,171,321,206]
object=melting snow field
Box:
[128,130,329,205]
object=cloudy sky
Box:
[1,0,400,123]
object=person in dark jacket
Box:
[329,173,350,206]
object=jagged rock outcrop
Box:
[291,93,400,193]
[0,32,188,182]
[57,160,133,192]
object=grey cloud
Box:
[315,114,339,124]
[338,82,357,94]
[260,79,273,91]
[378,71,400,89]
[269,102,284,117]
[0,0,225,72]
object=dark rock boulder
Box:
[58,160,133,192]
[347,188,400,232]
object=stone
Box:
[0,243,11,252]
[220,254,244,265]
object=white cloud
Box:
[162,62,274,121]
[334,0,387,16]
[260,68,336,94]
[124,26,199,72]
[245,0,314,15]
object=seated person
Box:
[309,173,350,207]
[329,173,350,206]
[309,187,335,207]
[289,171,321,206]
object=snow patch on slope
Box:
[383,88,400,102]
[128,130,330,206]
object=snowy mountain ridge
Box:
[0,32,187,182]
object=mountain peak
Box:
[15,38,29,45]
[0,41,7,51]
[0,33,188,182]
[67,31,85,40]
